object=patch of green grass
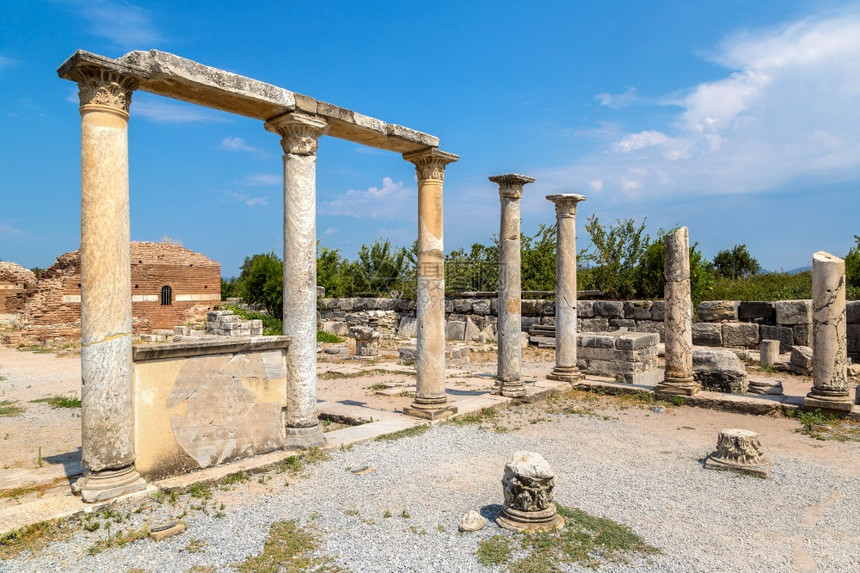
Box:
[382,510,392,518]
[317,331,342,343]
[0,400,24,417]
[667,395,685,407]
[184,538,208,553]
[30,395,81,409]
[368,383,390,391]
[476,535,513,566]
[449,407,498,426]
[220,471,250,487]
[236,520,348,573]
[374,424,430,442]
[87,524,150,555]
[792,409,860,442]
[189,484,212,501]
[277,448,331,475]
[477,504,659,571]
[0,519,71,559]
[320,368,404,380]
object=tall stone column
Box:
[491,174,535,396]
[402,148,458,420]
[546,194,586,383]
[655,227,700,396]
[805,252,851,413]
[66,67,146,502]
[265,113,328,448]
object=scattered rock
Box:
[747,378,784,395]
[458,510,487,532]
[693,348,748,394]
[150,521,185,541]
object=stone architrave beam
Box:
[656,227,701,397]
[64,65,146,502]
[490,174,535,397]
[58,50,438,153]
[402,148,459,420]
[805,252,851,413]
[546,194,586,383]
[265,112,329,449]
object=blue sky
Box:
[1,0,859,277]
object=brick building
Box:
[4,242,220,344]
[0,262,37,314]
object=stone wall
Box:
[0,262,36,313]
[317,296,860,359]
[4,242,221,345]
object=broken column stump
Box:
[704,429,772,478]
[497,451,564,532]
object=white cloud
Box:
[133,98,227,124]
[541,12,860,203]
[320,177,414,219]
[596,87,638,108]
[218,136,269,156]
[216,190,269,207]
[240,173,281,187]
[63,0,164,49]
[0,55,15,70]
[0,223,24,236]
[323,227,337,236]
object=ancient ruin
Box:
[656,227,700,397]
[497,451,564,532]
[58,48,456,500]
[546,194,586,383]
[805,252,851,413]
[490,173,535,397]
[704,428,772,478]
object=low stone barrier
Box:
[577,331,660,385]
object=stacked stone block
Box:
[206,310,263,337]
[577,331,660,385]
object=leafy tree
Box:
[521,224,557,291]
[352,238,412,297]
[635,230,714,308]
[445,241,498,294]
[236,252,283,316]
[581,216,651,299]
[845,235,860,286]
[712,244,761,279]
[316,245,351,298]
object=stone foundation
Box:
[577,331,660,385]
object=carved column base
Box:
[284,424,326,450]
[72,465,146,503]
[704,429,772,478]
[493,379,526,398]
[497,504,565,532]
[547,366,584,384]
[804,392,853,414]
[403,402,458,420]
[655,376,700,397]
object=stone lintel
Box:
[58,49,439,153]
[132,336,290,361]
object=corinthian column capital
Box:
[265,112,328,156]
[489,173,535,200]
[66,68,138,117]
[403,148,459,181]
[546,193,587,219]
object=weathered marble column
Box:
[656,227,700,396]
[402,148,459,420]
[805,252,851,413]
[546,194,586,383]
[265,113,329,448]
[491,174,535,397]
[63,66,146,502]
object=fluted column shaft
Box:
[546,194,586,383]
[805,251,851,412]
[491,174,535,396]
[66,66,146,502]
[656,227,700,396]
[402,148,458,420]
[265,113,328,448]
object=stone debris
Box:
[149,521,186,542]
[206,310,263,337]
[458,510,487,532]
[759,339,780,367]
[788,345,813,376]
[349,325,380,359]
[324,346,349,355]
[693,348,748,394]
[497,451,564,532]
[747,378,784,395]
[578,331,661,385]
[704,429,772,478]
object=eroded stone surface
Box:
[705,429,772,478]
[693,348,748,394]
[497,451,564,532]
[459,510,487,532]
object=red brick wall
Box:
[0,262,37,313]
[9,242,221,342]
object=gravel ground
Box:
[2,397,859,573]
